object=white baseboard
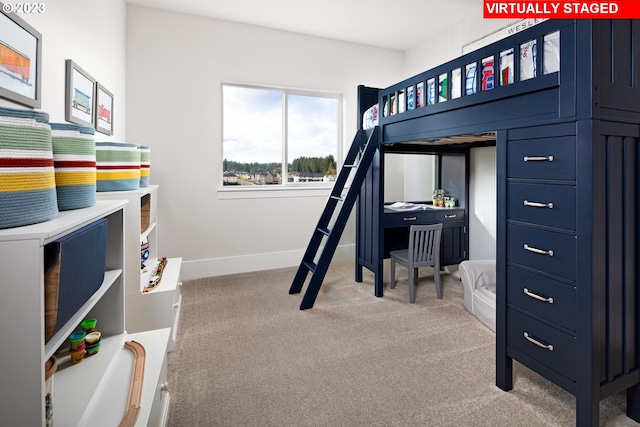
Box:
[181,244,355,281]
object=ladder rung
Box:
[344,164,357,169]
[330,195,344,202]
[317,227,330,236]
[303,261,317,273]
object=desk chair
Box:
[390,223,443,303]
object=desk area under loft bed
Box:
[354,19,640,427]
[355,142,477,294]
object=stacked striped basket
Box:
[96,142,141,191]
[0,106,58,229]
[139,145,150,187]
[50,123,97,210]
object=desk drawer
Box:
[507,224,576,281]
[384,211,433,228]
[507,136,575,181]
[433,209,465,222]
[508,308,576,381]
[507,183,576,230]
[507,266,576,331]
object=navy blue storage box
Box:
[44,218,108,343]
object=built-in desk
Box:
[355,147,470,296]
[383,205,466,264]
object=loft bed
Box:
[354,19,640,426]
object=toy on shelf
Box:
[119,340,146,427]
[140,238,150,270]
[143,257,167,293]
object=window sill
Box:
[217,184,344,200]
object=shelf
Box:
[141,221,157,241]
[45,269,122,361]
[0,199,128,426]
[95,185,159,198]
[140,257,182,294]
[55,328,171,427]
[0,200,127,244]
[96,185,182,357]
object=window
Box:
[222,84,341,188]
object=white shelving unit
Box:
[97,185,182,351]
[0,200,171,426]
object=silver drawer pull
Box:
[524,244,554,257]
[524,332,554,351]
[523,288,554,304]
[523,155,554,162]
[403,217,417,221]
[445,214,457,218]
[523,200,554,209]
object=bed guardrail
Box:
[375,19,576,134]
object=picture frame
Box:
[94,83,113,135]
[0,2,42,108]
[95,83,113,135]
[65,59,96,127]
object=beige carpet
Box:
[167,261,638,426]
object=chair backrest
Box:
[408,223,443,267]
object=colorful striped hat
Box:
[0,106,58,229]
[139,145,150,187]
[50,123,96,210]
[96,142,140,191]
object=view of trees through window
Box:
[222,84,340,186]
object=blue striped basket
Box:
[50,123,96,210]
[96,142,140,191]
[139,145,150,187]
[0,106,58,229]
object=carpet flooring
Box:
[166,261,638,426]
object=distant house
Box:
[259,172,275,185]
[288,172,325,183]
[223,171,238,184]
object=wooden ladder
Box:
[289,127,379,309]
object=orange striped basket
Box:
[0,106,58,229]
[96,142,140,191]
[50,123,96,210]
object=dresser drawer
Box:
[507,266,576,331]
[507,224,576,281]
[508,308,576,381]
[507,183,576,230]
[383,210,433,228]
[507,136,576,181]
[433,209,465,222]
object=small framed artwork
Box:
[95,83,113,135]
[65,59,96,127]
[0,3,42,108]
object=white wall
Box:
[5,0,126,141]
[126,5,404,280]
[404,10,518,78]
[469,146,496,259]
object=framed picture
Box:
[0,3,42,108]
[95,82,113,135]
[65,59,96,127]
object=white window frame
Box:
[218,83,343,200]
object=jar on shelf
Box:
[432,189,445,207]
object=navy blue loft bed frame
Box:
[355,19,640,426]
